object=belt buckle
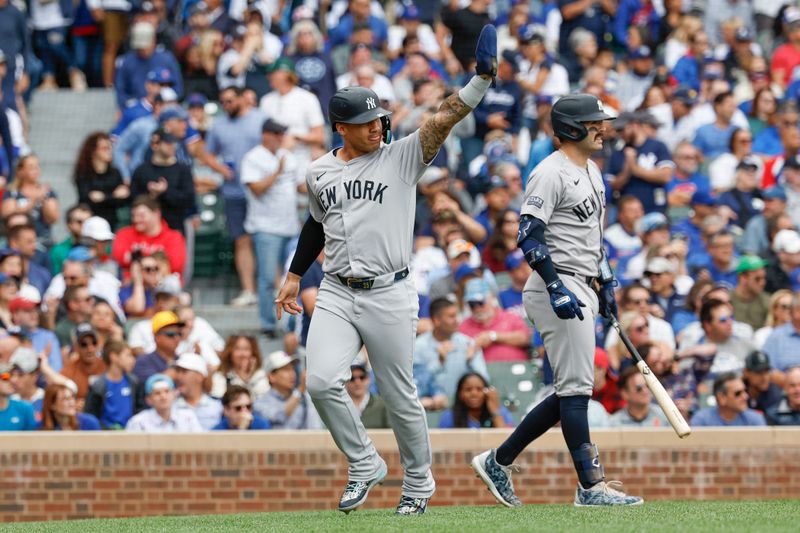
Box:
[347,277,374,290]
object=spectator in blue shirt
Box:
[414,298,490,407]
[498,251,531,320]
[607,111,674,213]
[613,0,661,49]
[213,385,271,430]
[690,373,767,427]
[287,20,338,119]
[0,361,37,431]
[696,230,739,287]
[114,22,182,109]
[765,366,800,426]
[666,142,710,214]
[133,311,184,383]
[762,293,800,377]
[438,372,513,429]
[692,91,740,160]
[329,0,389,49]
[752,100,797,157]
[85,340,146,429]
[671,31,710,91]
[111,69,174,139]
[718,157,763,230]
[40,383,101,430]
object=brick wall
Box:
[1,428,798,522]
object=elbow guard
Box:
[517,215,549,266]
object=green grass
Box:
[1,501,796,533]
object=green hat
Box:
[736,255,768,274]
[268,57,295,73]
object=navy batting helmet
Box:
[551,94,615,142]
[328,86,393,142]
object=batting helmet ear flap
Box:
[381,115,392,144]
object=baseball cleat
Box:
[574,480,643,507]
[470,449,522,508]
[337,464,387,514]
[395,495,429,515]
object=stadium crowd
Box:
[1,0,800,433]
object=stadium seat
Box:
[486,361,544,424]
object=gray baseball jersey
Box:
[521,149,606,397]
[520,150,605,281]
[307,130,428,277]
[303,129,436,499]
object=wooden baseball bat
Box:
[610,316,691,438]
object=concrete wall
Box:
[1,428,799,522]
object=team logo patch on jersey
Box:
[527,196,544,208]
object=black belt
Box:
[336,267,410,290]
[556,269,597,286]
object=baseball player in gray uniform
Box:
[471,94,643,507]
[274,25,499,516]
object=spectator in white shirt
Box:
[258,57,326,176]
[125,373,203,432]
[240,118,304,337]
[173,352,222,430]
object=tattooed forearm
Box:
[419,93,474,164]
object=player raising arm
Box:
[273,26,499,516]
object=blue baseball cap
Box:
[400,4,420,20]
[159,106,188,123]
[505,250,525,271]
[691,190,718,206]
[66,246,93,262]
[454,263,479,283]
[146,68,174,84]
[145,373,175,395]
[763,186,788,201]
[464,278,491,303]
[186,93,207,108]
[628,45,652,60]
[0,248,21,262]
[486,175,509,192]
[637,212,669,234]
[673,86,699,105]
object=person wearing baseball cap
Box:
[130,123,195,232]
[125,373,203,432]
[132,311,184,383]
[8,284,64,374]
[623,212,669,281]
[253,351,320,430]
[644,257,686,326]
[345,363,389,429]
[742,351,783,414]
[8,346,44,416]
[174,352,222,430]
[765,229,800,293]
[80,216,117,273]
[738,186,786,258]
[0,359,38,431]
[239,115,297,338]
[730,256,770,330]
[60,323,106,402]
[497,250,532,315]
[718,156,763,229]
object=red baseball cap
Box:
[9,297,38,313]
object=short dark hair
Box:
[619,283,649,307]
[618,195,642,212]
[132,195,161,211]
[700,298,728,325]
[713,372,739,398]
[67,204,92,221]
[219,86,242,97]
[429,297,456,318]
[618,365,641,391]
[7,223,36,243]
[708,229,733,246]
[102,340,129,366]
[713,91,734,106]
[221,385,251,406]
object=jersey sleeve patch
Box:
[527,196,544,208]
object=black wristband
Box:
[289,216,325,277]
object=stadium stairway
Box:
[28,88,117,243]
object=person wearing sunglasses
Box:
[0,361,37,431]
[608,366,669,428]
[132,311,184,383]
[458,278,531,363]
[345,363,389,429]
[690,372,766,427]
[174,352,221,430]
[730,255,770,330]
[125,373,203,432]
[213,385,271,430]
[685,298,755,375]
[60,323,106,408]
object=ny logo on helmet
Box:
[366,97,377,110]
[597,100,605,113]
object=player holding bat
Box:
[471,94,645,507]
